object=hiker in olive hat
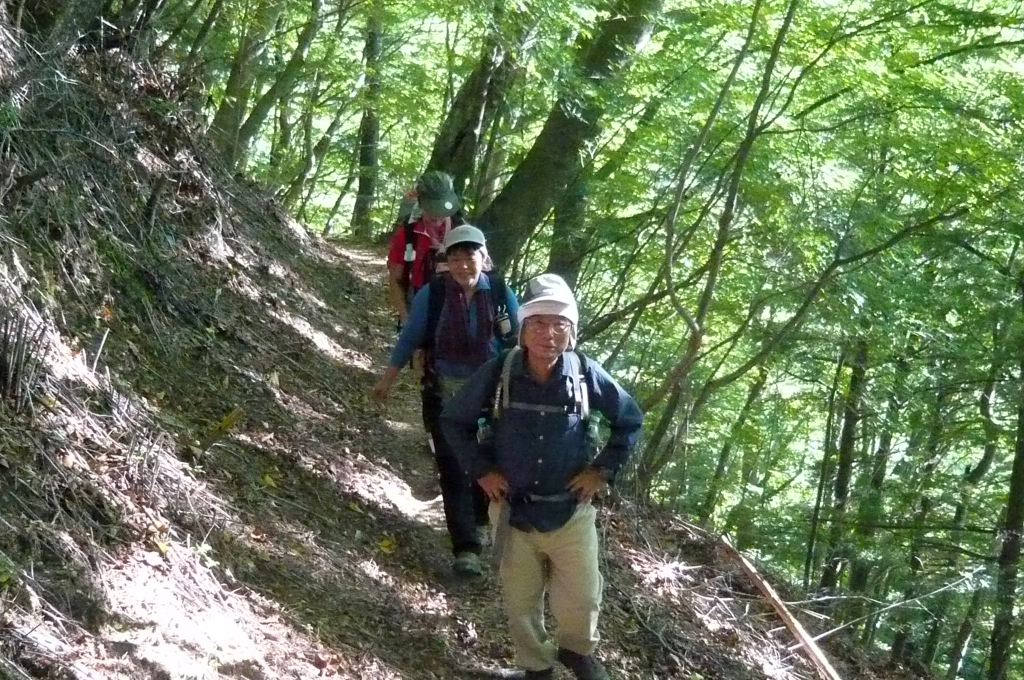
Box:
[386,171,465,327]
[441,274,643,679]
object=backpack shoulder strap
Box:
[492,347,521,420]
[565,351,590,422]
[420,275,447,350]
[399,217,417,294]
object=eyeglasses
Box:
[527,318,572,334]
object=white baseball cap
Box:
[443,225,487,252]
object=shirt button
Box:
[538,435,544,440]
[536,458,542,463]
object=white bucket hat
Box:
[518,273,579,348]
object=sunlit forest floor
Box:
[0,53,910,680]
[2,228,895,680]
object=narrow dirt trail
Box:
[151,231,814,680]
[3,215,833,680]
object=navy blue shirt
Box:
[441,351,643,531]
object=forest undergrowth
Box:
[0,33,917,680]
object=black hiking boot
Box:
[557,648,610,680]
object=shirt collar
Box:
[512,351,571,379]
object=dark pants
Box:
[423,374,489,556]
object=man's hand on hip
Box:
[477,472,509,502]
[568,466,608,503]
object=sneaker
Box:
[453,551,483,577]
[557,648,610,680]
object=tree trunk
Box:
[947,589,983,680]
[641,0,800,412]
[477,0,664,268]
[803,349,846,591]
[426,28,505,195]
[268,41,296,178]
[295,109,347,216]
[182,0,225,72]
[862,567,893,648]
[847,357,909,624]
[924,343,1004,670]
[350,3,383,237]
[122,0,169,54]
[633,382,684,499]
[546,98,663,286]
[988,285,1024,680]
[234,0,324,168]
[698,368,768,523]
[152,0,206,61]
[891,496,933,663]
[281,106,314,208]
[922,590,951,670]
[547,171,589,288]
[209,0,284,164]
[820,338,869,593]
[323,148,358,237]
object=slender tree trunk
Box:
[820,339,869,592]
[350,2,382,237]
[268,42,295,178]
[698,369,768,523]
[152,0,206,61]
[296,109,347,215]
[640,0,800,412]
[925,343,1004,671]
[323,148,358,237]
[123,0,169,53]
[803,349,846,591]
[546,99,663,286]
[427,22,506,194]
[474,104,507,213]
[209,0,284,163]
[891,496,933,663]
[183,0,225,72]
[846,357,908,626]
[547,171,589,288]
[947,589,983,680]
[988,286,1024,680]
[234,0,323,168]
[633,383,684,499]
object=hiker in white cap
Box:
[373,225,519,577]
[441,273,643,679]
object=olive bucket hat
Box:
[416,170,460,218]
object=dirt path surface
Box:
[0,210,859,680]
[0,221,824,680]
[0,48,904,680]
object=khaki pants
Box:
[489,502,603,671]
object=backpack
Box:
[398,217,422,300]
[398,213,466,300]
[420,272,517,352]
